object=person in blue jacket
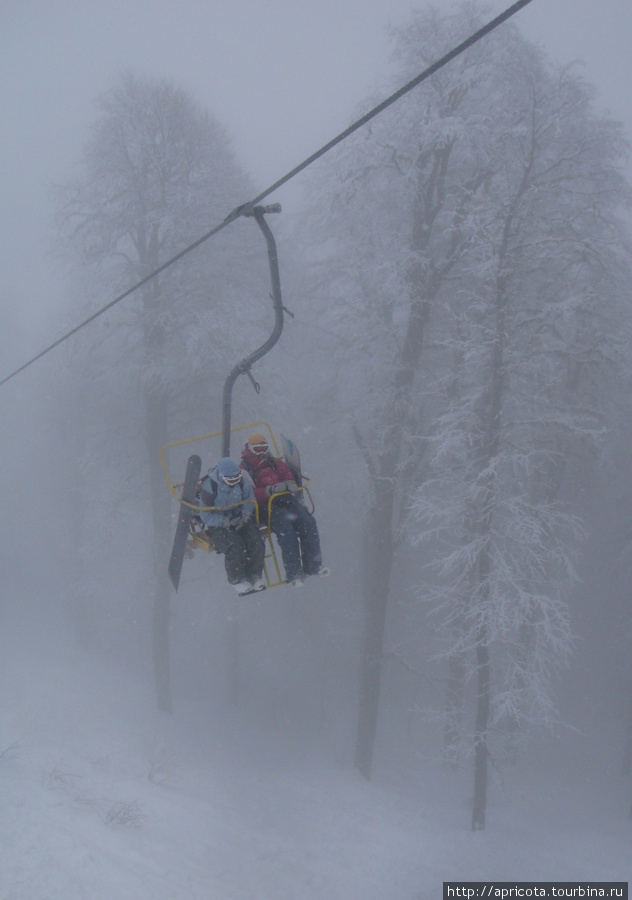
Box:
[198,457,265,594]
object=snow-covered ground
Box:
[1,608,629,900]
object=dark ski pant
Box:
[205,519,264,585]
[269,501,323,582]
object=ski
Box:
[168,454,202,591]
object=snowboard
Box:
[281,434,303,486]
[168,454,202,591]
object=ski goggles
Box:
[249,442,269,455]
[220,472,242,486]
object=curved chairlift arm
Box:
[222,204,284,457]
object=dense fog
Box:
[1,1,631,896]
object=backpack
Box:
[198,475,218,509]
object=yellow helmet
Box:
[247,433,269,455]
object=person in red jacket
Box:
[240,433,328,587]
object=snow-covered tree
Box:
[410,23,631,829]
[304,1,512,782]
[304,1,632,827]
[53,72,263,710]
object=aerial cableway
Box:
[160,205,316,594]
[0,0,534,390]
[0,0,536,591]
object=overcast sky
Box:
[1,0,631,365]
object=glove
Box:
[232,513,245,531]
[265,482,286,497]
[286,481,299,493]
[220,515,232,529]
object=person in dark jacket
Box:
[198,457,265,594]
[240,433,328,587]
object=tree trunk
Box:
[467,167,522,822]
[354,144,455,780]
[444,644,467,768]
[472,630,490,830]
[354,296,432,779]
[141,228,172,713]
[147,384,172,713]
[228,617,241,706]
[621,690,632,777]
[354,479,395,778]
[151,571,172,712]
[468,297,505,826]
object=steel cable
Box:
[0,0,534,388]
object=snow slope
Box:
[1,619,629,900]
